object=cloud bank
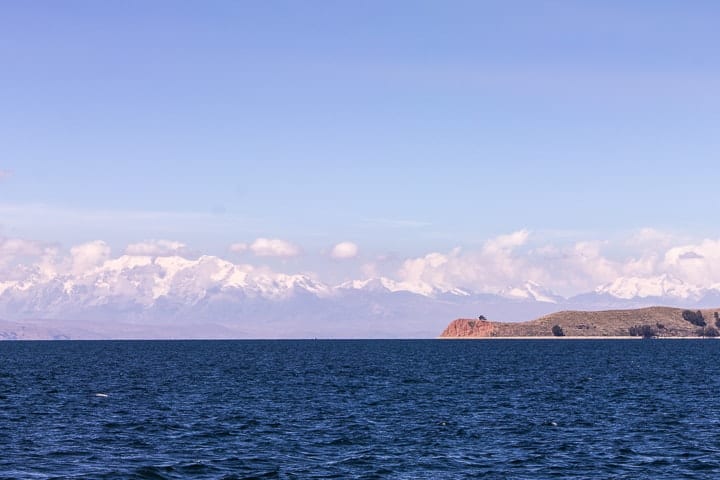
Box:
[3,229,720,300]
[1,229,720,338]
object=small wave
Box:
[132,465,173,480]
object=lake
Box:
[2,339,720,479]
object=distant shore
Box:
[438,335,719,340]
[439,335,636,340]
[439,307,720,339]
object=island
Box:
[439,307,720,339]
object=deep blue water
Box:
[2,340,720,479]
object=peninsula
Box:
[439,307,720,338]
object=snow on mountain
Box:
[0,281,17,295]
[2,252,720,338]
[446,287,473,297]
[336,277,402,293]
[0,254,330,311]
[335,277,472,297]
[250,273,332,299]
[499,281,562,303]
[594,274,703,300]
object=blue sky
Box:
[1,2,719,286]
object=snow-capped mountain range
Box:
[593,273,707,300]
[1,255,719,339]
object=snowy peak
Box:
[499,281,562,303]
[0,254,332,305]
[595,274,702,300]
[336,277,401,293]
[4,248,720,332]
[335,278,472,297]
[250,273,332,299]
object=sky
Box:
[1,1,720,293]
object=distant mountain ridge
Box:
[2,254,720,339]
[593,274,707,300]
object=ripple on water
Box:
[2,339,720,478]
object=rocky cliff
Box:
[441,318,497,337]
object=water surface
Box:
[2,339,720,479]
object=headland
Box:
[439,306,720,339]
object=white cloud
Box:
[0,237,44,259]
[395,230,534,295]
[396,251,454,295]
[483,229,530,252]
[662,239,720,287]
[393,230,656,296]
[229,239,300,257]
[125,239,188,257]
[248,238,300,257]
[70,240,111,275]
[9,230,720,302]
[330,241,359,259]
[0,237,51,281]
[386,230,720,297]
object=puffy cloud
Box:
[662,239,720,286]
[125,239,188,257]
[483,229,529,252]
[397,252,454,295]
[330,241,359,259]
[249,238,300,257]
[70,240,111,275]
[394,231,654,296]
[9,230,720,301]
[396,230,534,295]
[229,243,248,253]
[0,237,44,259]
[0,238,53,283]
[388,230,720,297]
[229,239,300,257]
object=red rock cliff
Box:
[440,318,495,337]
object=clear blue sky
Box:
[1,1,719,259]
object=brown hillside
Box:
[439,307,720,338]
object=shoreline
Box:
[437,335,719,340]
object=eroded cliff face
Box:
[440,318,495,337]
